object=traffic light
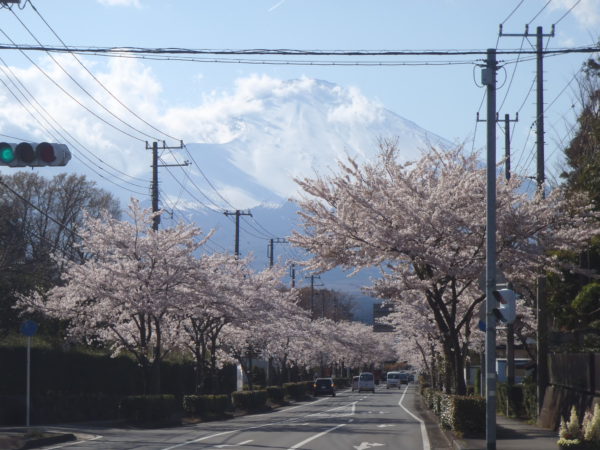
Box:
[492,288,517,324]
[0,142,71,167]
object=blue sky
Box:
[1,0,599,195]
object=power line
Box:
[9,8,162,143]
[1,43,598,57]
[0,28,147,142]
[501,0,526,25]
[554,0,582,25]
[528,0,552,25]
[0,57,150,192]
[26,1,182,143]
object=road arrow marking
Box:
[353,443,385,450]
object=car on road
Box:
[313,377,336,396]
[358,372,375,393]
[386,371,402,389]
[351,376,359,391]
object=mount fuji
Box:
[156,77,450,322]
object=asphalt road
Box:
[41,384,432,450]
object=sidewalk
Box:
[449,415,558,450]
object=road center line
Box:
[287,421,348,450]
[398,385,431,450]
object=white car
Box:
[358,372,375,393]
[386,371,402,389]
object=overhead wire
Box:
[26,1,182,143]
[528,0,553,25]
[0,27,147,143]
[501,0,526,25]
[0,56,150,193]
[553,0,582,25]
[6,11,160,144]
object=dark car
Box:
[313,377,336,397]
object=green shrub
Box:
[448,395,485,436]
[266,386,285,404]
[231,390,268,411]
[421,389,485,437]
[283,382,307,400]
[333,378,349,388]
[522,379,538,421]
[182,394,229,417]
[497,383,525,418]
[119,395,179,425]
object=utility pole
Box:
[499,22,554,417]
[500,113,517,392]
[305,274,321,319]
[267,238,288,268]
[290,263,296,288]
[147,140,187,231]
[499,113,518,181]
[223,210,252,257]
[482,48,498,450]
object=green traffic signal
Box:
[0,142,15,164]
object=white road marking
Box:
[308,401,357,418]
[376,424,395,428]
[213,439,253,448]
[353,443,385,450]
[44,434,103,449]
[398,385,431,450]
[287,421,349,450]
[163,430,238,450]
[272,396,328,413]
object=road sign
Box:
[20,320,38,337]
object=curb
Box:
[21,433,77,450]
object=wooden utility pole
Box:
[499,24,554,414]
[483,48,498,450]
[148,140,187,231]
[224,210,252,257]
[267,238,288,267]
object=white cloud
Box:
[550,0,600,27]
[327,86,383,125]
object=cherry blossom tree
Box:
[217,266,303,389]
[19,199,209,394]
[291,141,600,394]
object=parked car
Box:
[386,371,402,389]
[358,372,375,393]
[351,376,359,392]
[313,377,336,396]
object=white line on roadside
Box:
[272,396,328,413]
[286,420,349,450]
[398,385,431,450]
[44,434,103,449]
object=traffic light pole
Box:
[483,48,498,450]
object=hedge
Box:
[0,393,122,426]
[231,390,268,411]
[283,382,308,400]
[497,383,525,418]
[421,388,485,437]
[266,386,285,404]
[119,395,180,425]
[182,394,230,417]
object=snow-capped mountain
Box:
[156,78,450,322]
[162,78,449,210]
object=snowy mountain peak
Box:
[169,76,448,210]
